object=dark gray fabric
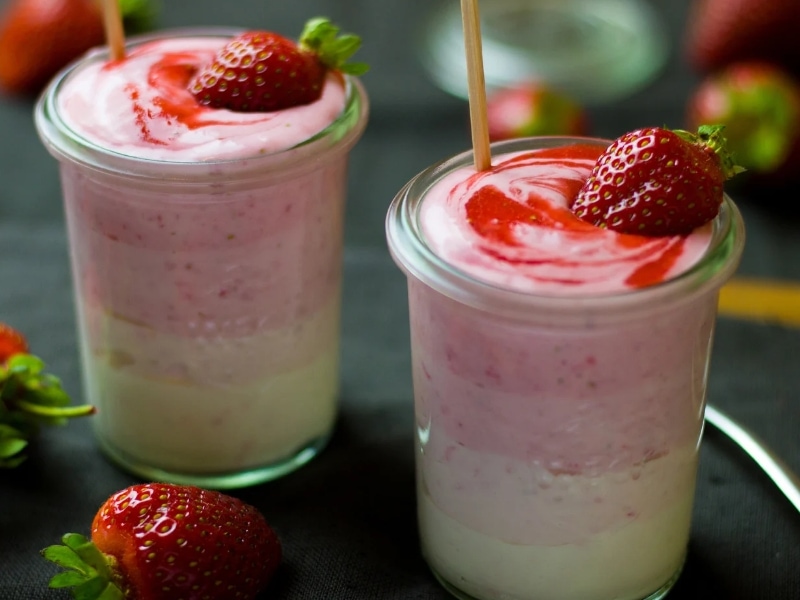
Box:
[1,0,799,598]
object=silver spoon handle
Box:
[705,404,800,513]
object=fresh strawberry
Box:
[571,125,743,236]
[684,0,800,75]
[486,82,588,142]
[42,483,281,600]
[190,17,368,113]
[0,0,158,95]
[686,61,800,177]
[0,322,28,362]
[0,0,104,94]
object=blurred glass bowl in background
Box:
[419,0,670,105]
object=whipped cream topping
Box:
[420,144,712,294]
[56,37,347,162]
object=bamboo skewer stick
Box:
[102,0,126,60]
[460,0,492,171]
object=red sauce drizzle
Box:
[104,47,274,143]
[624,237,686,287]
[124,83,166,146]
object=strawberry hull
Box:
[35,30,369,488]
[386,138,744,600]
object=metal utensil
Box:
[705,404,800,513]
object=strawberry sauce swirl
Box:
[57,37,346,162]
[420,144,712,294]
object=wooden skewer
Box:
[102,0,126,60]
[460,0,492,171]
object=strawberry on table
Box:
[486,82,588,142]
[686,61,800,178]
[43,483,282,600]
[190,17,368,113]
[571,125,743,236]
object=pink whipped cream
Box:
[420,143,712,294]
[56,36,347,161]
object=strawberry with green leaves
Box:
[190,17,368,113]
[43,483,282,600]
[0,322,94,468]
[571,125,743,236]
[686,61,800,179]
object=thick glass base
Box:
[427,555,685,600]
[95,431,331,489]
[420,0,669,104]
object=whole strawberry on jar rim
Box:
[189,17,368,113]
[42,483,282,600]
[571,124,744,236]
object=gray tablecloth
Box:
[1,0,799,598]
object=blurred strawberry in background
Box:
[0,0,157,96]
[0,0,104,94]
[686,61,800,186]
[684,0,800,76]
[486,82,589,142]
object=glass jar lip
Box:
[34,27,369,183]
[385,136,745,321]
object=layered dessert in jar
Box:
[387,133,744,600]
[35,21,369,486]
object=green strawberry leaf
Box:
[118,0,159,34]
[43,535,125,600]
[43,543,93,573]
[4,353,44,374]
[299,17,369,75]
[0,353,95,467]
[0,436,27,458]
[65,534,115,578]
[73,577,124,600]
[674,124,746,180]
[0,423,27,466]
[49,572,94,588]
[340,61,369,77]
